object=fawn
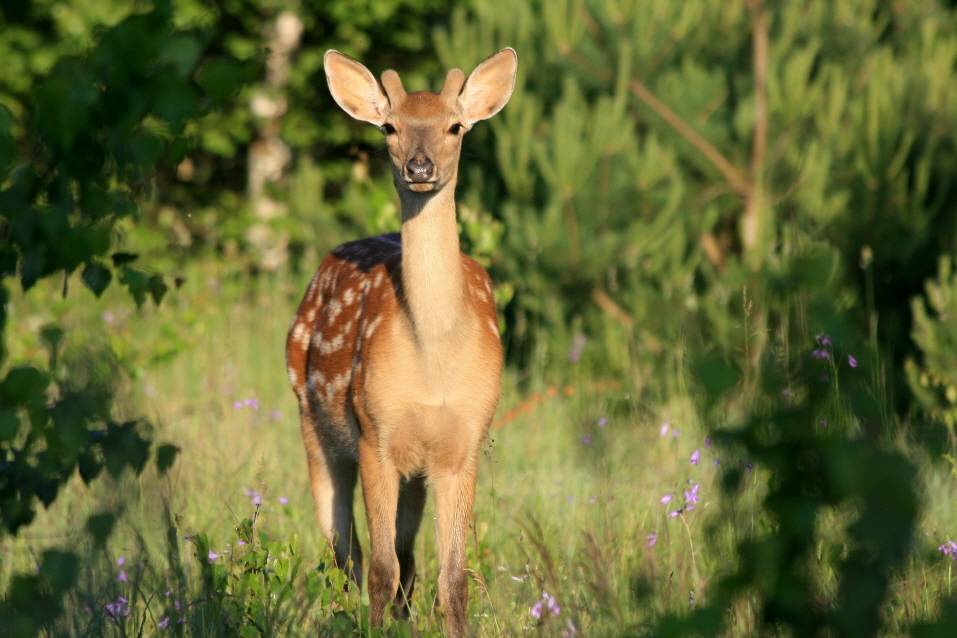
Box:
[286,48,517,636]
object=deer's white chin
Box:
[407,182,437,193]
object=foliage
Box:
[658,280,921,637]
[0,0,263,633]
[907,257,957,443]
[434,0,957,394]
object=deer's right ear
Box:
[324,50,390,126]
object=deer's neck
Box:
[399,182,468,348]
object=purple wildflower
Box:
[104,596,130,620]
[812,348,831,361]
[118,570,128,583]
[279,496,289,506]
[816,334,832,347]
[705,436,712,448]
[684,483,700,507]
[848,354,858,368]
[782,389,791,396]
[563,619,577,637]
[581,435,592,445]
[659,423,670,436]
[531,591,560,619]
[713,459,720,467]
[668,509,682,518]
[673,429,681,438]
[690,449,700,465]
[597,417,607,427]
[939,540,957,560]
[660,494,673,505]
[208,550,219,561]
[158,617,170,629]
[646,533,658,548]
[117,556,126,567]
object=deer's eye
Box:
[382,123,396,135]
[448,123,463,135]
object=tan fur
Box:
[286,48,517,637]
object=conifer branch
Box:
[626,78,751,198]
[563,48,750,198]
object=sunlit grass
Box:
[4,262,957,635]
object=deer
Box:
[285,48,517,636]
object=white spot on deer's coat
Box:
[365,316,382,339]
[343,287,356,305]
[488,318,499,337]
[325,372,349,404]
[328,299,343,320]
[291,322,309,348]
[320,333,345,354]
[308,368,326,388]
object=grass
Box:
[4,260,957,636]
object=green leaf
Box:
[39,550,79,594]
[78,450,103,484]
[157,33,203,78]
[0,367,49,410]
[156,443,179,474]
[0,104,14,175]
[196,58,249,105]
[81,261,113,297]
[100,421,152,478]
[85,512,116,546]
[149,274,168,305]
[111,252,139,266]
[692,350,741,400]
[118,266,150,307]
[0,407,20,441]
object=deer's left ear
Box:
[458,48,517,126]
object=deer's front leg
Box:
[433,459,479,638]
[358,437,401,627]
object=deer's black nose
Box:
[406,151,434,182]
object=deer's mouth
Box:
[407,181,436,193]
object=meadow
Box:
[5,0,957,635]
[4,258,957,637]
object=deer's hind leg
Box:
[300,408,363,586]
